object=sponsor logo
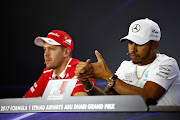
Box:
[47,81,68,100]
[30,82,38,93]
[48,32,60,37]
[145,70,149,78]
[48,39,53,43]
[64,39,71,45]
[63,36,71,45]
[159,65,172,72]
[122,79,132,83]
[152,29,158,34]
[132,24,141,33]
[125,73,132,79]
[156,73,168,79]
[155,65,172,79]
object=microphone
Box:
[146,98,157,105]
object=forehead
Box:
[43,42,58,48]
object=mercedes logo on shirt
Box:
[132,24,141,33]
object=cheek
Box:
[137,47,149,57]
[53,51,64,62]
[128,44,131,52]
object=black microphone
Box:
[146,98,157,106]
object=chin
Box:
[46,64,54,69]
[46,66,50,69]
[132,60,141,65]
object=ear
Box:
[64,47,71,58]
[152,41,159,52]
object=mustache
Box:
[44,57,52,61]
[129,53,140,57]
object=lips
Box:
[130,54,139,59]
[45,58,51,63]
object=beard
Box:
[46,63,55,69]
[132,44,152,65]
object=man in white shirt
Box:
[75,18,180,106]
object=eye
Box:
[50,47,55,50]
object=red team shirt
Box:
[24,58,98,97]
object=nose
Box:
[130,43,137,53]
[44,49,49,56]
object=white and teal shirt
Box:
[115,54,180,106]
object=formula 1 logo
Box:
[47,81,68,100]
[43,79,77,100]
[59,81,68,94]
[49,81,68,95]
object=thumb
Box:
[86,59,91,64]
[95,50,104,63]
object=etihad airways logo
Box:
[48,32,60,37]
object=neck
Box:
[138,52,156,66]
[53,57,71,77]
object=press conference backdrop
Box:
[1,0,180,98]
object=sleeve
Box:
[115,61,127,80]
[24,72,46,98]
[147,59,179,90]
[71,78,98,96]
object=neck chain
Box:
[136,64,151,80]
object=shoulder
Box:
[42,68,53,74]
[121,60,133,65]
[148,54,180,90]
[38,68,53,80]
[156,54,178,65]
[115,60,134,76]
[32,68,52,88]
[69,58,80,66]
[153,54,179,73]
[67,58,80,70]
[118,60,134,69]
[65,58,80,78]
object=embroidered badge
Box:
[125,73,132,79]
[145,70,149,78]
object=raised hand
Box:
[75,59,94,81]
[91,50,113,80]
[75,50,113,81]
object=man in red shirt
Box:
[24,30,98,97]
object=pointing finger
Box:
[95,50,104,63]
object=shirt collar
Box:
[52,58,72,79]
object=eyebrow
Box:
[43,45,56,48]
